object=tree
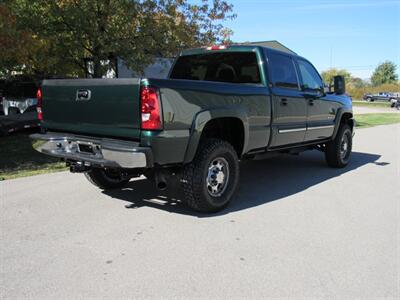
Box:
[348,77,367,89]
[0,3,32,77]
[8,0,236,78]
[320,68,352,86]
[371,61,398,86]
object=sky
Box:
[212,0,400,79]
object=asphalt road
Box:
[1,124,399,299]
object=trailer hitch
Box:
[68,161,90,173]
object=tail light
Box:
[36,88,43,121]
[140,86,162,130]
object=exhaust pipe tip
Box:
[156,181,167,191]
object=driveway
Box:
[1,124,399,299]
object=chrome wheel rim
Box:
[340,133,350,160]
[206,157,230,197]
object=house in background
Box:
[239,40,297,55]
[116,40,296,78]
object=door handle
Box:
[76,89,91,101]
[280,98,288,106]
[308,99,314,106]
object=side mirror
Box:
[334,75,345,95]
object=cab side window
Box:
[267,52,299,90]
[297,59,323,90]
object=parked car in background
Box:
[0,98,4,115]
[2,77,39,115]
[395,99,400,110]
[389,93,400,107]
[0,80,4,115]
[0,97,4,116]
[0,77,41,135]
[363,92,398,102]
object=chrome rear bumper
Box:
[30,132,152,169]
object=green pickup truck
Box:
[31,44,354,212]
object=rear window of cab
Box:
[170,52,261,84]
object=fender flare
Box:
[183,107,250,164]
[332,107,354,139]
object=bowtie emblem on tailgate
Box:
[76,89,91,101]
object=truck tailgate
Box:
[41,78,141,140]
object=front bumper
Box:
[30,132,153,169]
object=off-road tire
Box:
[181,138,239,213]
[325,124,352,168]
[84,168,129,190]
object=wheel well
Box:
[200,117,245,157]
[341,112,354,130]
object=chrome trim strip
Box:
[307,125,334,130]
[278,127,306,133]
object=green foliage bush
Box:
[347,83,400,100]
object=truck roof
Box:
[180,44,300,58]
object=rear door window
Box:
[266,52,299,90]
[170,52,261,84]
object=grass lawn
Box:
[352,100,392,108]
[0,131,67,180]
[355,113,400,129]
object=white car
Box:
[2,97,38,115]
[2,79,38,115]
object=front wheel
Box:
[181,138,239,213]
[84,168,130,190]
[325,124,352,168]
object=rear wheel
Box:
[181,138,239,213]
[325,124,352,168]
[84,168,129,190]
